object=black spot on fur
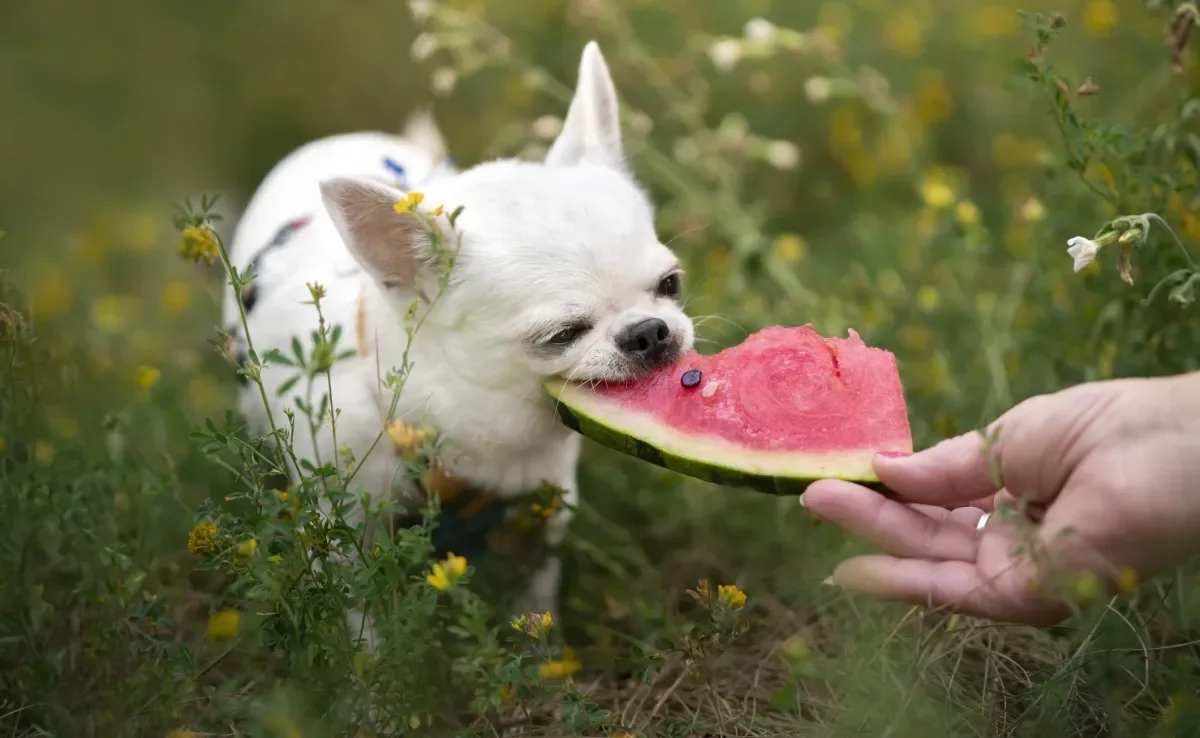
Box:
[240,282,258,313]
[235,349,249,386]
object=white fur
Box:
[221,42,693,645]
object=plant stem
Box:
[215,234,304,482]
[1146,213,1198,268]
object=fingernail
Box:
[822,576,838,587]
[875,450,912,460]
[797,493,807,507]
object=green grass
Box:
[3,0,1200,735]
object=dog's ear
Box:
[319,177,431,290]
[545,41,625,171]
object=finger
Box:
[872,431,1001,507]
[825,553,1068,626]
[801,480,983,562]
[874,391,1084,507]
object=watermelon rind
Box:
[543,378,897,497]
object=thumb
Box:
[874,391,1077,508]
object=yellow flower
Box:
[917,286,941,312]
[718,583,747,609]
[386,421,431,456]
[34,271,71,319]
[34,441,55,466]
[884,11,924,57]
[206,610,240,642]
[772,233,808,264]
[874,119,913,175]
[353,649,372,676]
[1116,566,1138,594]
[188,520,218,554]
[133,365,161,393]
[426,552,468,591]
[161,280,191,312]
[234,538,258,562]
[430,204,445,216]
[817,2,853,43]
[393,191,426,214]
[511,610,555,637]
[955,201,981,227]
[538,648,581,680]
[1074,570,1101,604]
[179,224,220,264]
[92,294,133,334]
[1083,0,1117,36]
[921,181,955,209]
[914,71,952,126]
[964,4,1020,39]
[1019,197,1046,223]
[781,635,812,662]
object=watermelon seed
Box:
[701,381,719,398]
[681,369,702,388]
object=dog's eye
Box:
[547,324,589,346]
[656,272,681,299]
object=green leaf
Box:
[277,375,302,397]
[262,348,294,366]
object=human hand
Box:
[800,371,1200,626]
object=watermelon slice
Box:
[543,325,911,496]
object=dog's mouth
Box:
[557,340,688,386]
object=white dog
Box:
[221,42,693,645]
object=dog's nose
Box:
[617,317,672,361]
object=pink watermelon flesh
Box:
[561,325,912,482]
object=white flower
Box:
[766,140,801,170]
[804,76,833,104]
[708,39,742,72]
[431,67,457,96]
[630,111,654,135]
[744,17,776,43]
[1066,236,1100,272]
[410,33,438,62]
[409,0,434,21]
[531,115,562,139]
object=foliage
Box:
[2,0,1200,736]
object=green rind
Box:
[544,383,896,498]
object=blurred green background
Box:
[4,0,1200,735]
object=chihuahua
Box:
[221,42,693,648]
